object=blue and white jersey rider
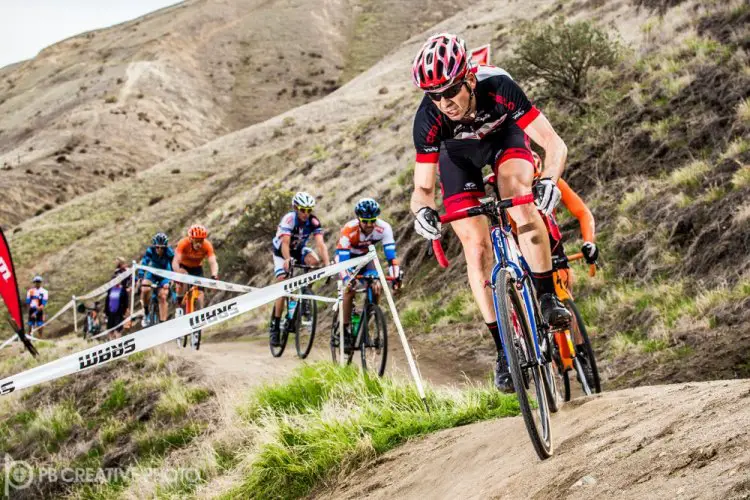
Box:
[26,276,48,327]
[271,192,325,278]
[336,198,402,284]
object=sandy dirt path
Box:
[312,380,750,500]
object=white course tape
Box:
[90,309,144,340]
[136,264,257,293]
[284,293,338,304]
[78,268,134,301]
[28,299,76,337]
[0,253,374,396]
[0,336,16,350]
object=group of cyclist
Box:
[134,225,218,329]
[268,192,402,354]
[27,32,599,394]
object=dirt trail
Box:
[169,336,750,500]
[170,333,479,394]
[313,380,750,500]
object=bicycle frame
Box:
[487,215,546,367]
[432,193,546,368]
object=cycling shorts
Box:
[439,125,533,215]
[182,265,204,277]
[273,247,316,278]
[143,272,170,288]
[28,308,44,327]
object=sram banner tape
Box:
[0,253,374,396]
[136,265,256,293]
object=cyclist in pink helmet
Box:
[410,33,570,393]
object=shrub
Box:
[507,17,620,110]
[237,186,294,241]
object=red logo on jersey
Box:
[426,115,443,144]
[492,94,516,111]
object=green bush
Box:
[507,17,620,110]
[237,185,295,241]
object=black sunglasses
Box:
[426,79,465,102]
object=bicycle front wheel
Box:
[295,289,317,359]
[495,269,553,460]
[360,303,388,377]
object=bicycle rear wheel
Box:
[565,299,601,394]
[270,310,289,358]
[360,303,388,377]
[330,311,355,365]
[174,306,188,348]
[495,269,553,460]
[295,288,317,359]
[149,302,160,327]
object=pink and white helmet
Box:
[411,33,469,92]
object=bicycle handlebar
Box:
[354,275,398,281]
[566,252,597,277]
[437,193,535,224]
[433,193,535,268]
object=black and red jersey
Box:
[412,66,540,163]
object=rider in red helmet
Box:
[410,33,570,393]
[172,224,219,310]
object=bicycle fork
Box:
[489,227,546,370]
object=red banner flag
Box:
[0,228,37,356]
[470,44,491,66]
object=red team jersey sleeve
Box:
[488,75,540,130]
[413,99,444,164]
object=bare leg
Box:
[451,215,496,322]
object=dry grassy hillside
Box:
[4,0,749,388]
[0,0,749,498]
[0,0,462,225]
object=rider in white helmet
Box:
[269,192,332,346]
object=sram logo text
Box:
[79,338,136,369]
[189,302,239,330]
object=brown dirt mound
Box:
[314,380,750,499]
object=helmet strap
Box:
[462,82,476,120]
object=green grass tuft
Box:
[226,363,519,499]
[101,379,130,412]
[669,160,710,189]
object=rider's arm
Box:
[204,241,218,278]
[411,162,439,213]
[25,290,31,305]
[138,249,150,279]
[492,75,567,183]
[559,179,595,242]
[522,113,567,183]
[336,227,351,263]
[207,255,219,278]
[382,222,398,266]
[410,101,442,214]
[172,250,183,272]
[280,234,292,261]
[313,233,330,265]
